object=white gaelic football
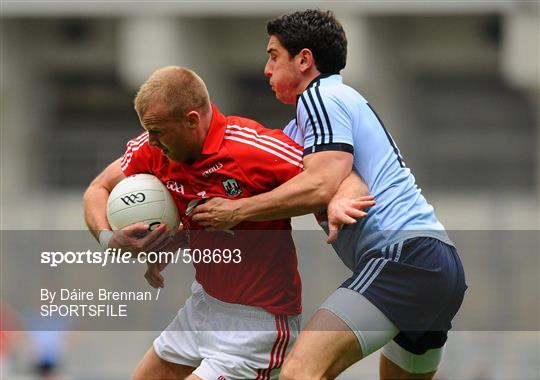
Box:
[107,174,180,231]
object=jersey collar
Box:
[201,103,227,155]
[306,72,342,89]
[296,73,342,105]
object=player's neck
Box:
[189,113,212,164]
[300,68,322,93]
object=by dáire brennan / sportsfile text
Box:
[40,288,157,318]
[40,247,242,268]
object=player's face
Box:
[264,36,303,105]
[140,103,197,163]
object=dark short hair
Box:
[267,9,347,74]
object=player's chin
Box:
[271,84,294,103]
[277,93,295,105]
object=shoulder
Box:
[223,116,303,168]
[123,131,164,158]
[226,115,263,129]
[125,131,149,150]
[225,116,301,150]
[304,81,364,108]
[297,86,342,120]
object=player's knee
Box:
[382,340,443,377]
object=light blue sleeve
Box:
[297,86,354,156]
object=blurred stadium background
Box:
[1,1,539,379]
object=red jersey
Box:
[121,104,304,315]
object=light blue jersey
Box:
[284,74,453,270]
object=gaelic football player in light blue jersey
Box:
[193,9,466,380]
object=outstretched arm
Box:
[192,150,373,228]
[238,150,353,219]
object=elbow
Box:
[83,179,106,207]
[83,181,98,204]
[82,185,92,205]
[319,189,334,206]
[311,178,335,206]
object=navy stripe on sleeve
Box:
[300,94,319,145]
[306,87,326,144]
[315,82,333,143]
[303,143,354,157]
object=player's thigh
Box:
[282,289,398,379]
[132,346,196,380]
[281,309,362,380]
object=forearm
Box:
[236,169,335,222]
[238,152,353,221]
[83,183,112,240]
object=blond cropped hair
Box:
[134,66,211,120]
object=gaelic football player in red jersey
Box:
[83,65,374,380]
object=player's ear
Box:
[185,111,200,128]
[298,48,315,73]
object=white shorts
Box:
[154,281,301,380]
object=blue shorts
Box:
[341,237,467,354]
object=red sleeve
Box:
[225,119,303,190]
[119,132,158,176]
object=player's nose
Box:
[264,61,272,78]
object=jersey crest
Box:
[222,178,242,197]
